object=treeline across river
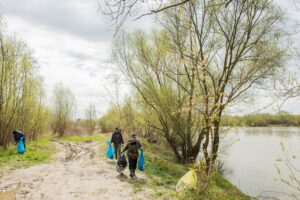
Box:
[221,111,300,127]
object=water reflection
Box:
[220,127,300,199]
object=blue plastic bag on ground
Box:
[17,137,25,154]
[106,140,114,159]
[138,149,145,171]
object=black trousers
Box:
[128,158,138,170]
[113,143,121,159]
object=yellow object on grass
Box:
[176,169,198,191]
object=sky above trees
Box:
[0,0,299,117]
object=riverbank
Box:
[0,134,249,199]
[221,112,300,127]
[137,138,250,200]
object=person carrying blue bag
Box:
[122,133,143,178]
[110,128,124,160]
[13,130,26,154]
[106,139,114,159]
[138,148,145,172]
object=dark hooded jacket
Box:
[13,130,25,143]
[111,130,124,144]
[123,139,142,159]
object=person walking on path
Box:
[111,128,124,159]
[122,133,142,177]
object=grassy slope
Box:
[177,174,250,200]
[56,134,101,142]
[136,138,250,200]
[0,139,57,171]
[82,134,249,200]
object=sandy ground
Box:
[0,140,152,200]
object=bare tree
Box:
[85,103,97,134]
[51,83,76,137]
[100,0,234,32]
[272,0,300,110]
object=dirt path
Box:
[0,140,152,200]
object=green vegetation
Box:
[111,0,286,171]
[98,100,137,133]
[77,134,248,199]
[130,138,249,200]
[0,133,249,199]
[0,133,105,172]
[178,174,249,200]
[0,18,50,148]
[0,138,56,170]
[142,139,187,187]
[57,133,107,153]
[221,111,300,127]
[51,83,76,137]
[56,134,101,142]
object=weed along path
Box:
[0,140,152,200]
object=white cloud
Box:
[0,0,110,42]
[2,12,113,118]
[0,0,299,118]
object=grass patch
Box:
[130,138,249,200]
[0,133,108,173]
[0,138,57,170]
[56,133,107,143]
[125,138,187,198]
[177,173,250,200]
[57,133,109,154]
[142,139,187,187]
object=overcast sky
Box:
[0,0,299,117]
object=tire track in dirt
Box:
[0,140,153,200]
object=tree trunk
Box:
[202,127,210,174]
[209,115,221,173]
[190,129,205,161]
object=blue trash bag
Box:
[106,140,114,159]
[138,149,145,171]
[17,137,25,154]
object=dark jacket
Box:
[123,139,142,159]
[13,131,25,142]
[111,131,124,144]
[13,131,26,147]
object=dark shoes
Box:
[129,169,135,178]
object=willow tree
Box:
[0,20,47,147]
[113,0,286,171]
[113,30,203,162]
[85,103,97,134]
[51,83,76,137]
[161,0,286,172]
[16,76,49,140]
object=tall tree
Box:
[85,103,97,134]
[113,0,286,171]
[0,19,46,147]
[51,83,76,137]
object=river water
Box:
[220,127,300,199]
